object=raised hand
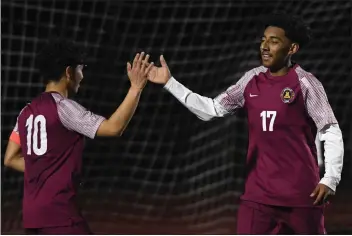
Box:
[127,52,154,90]
[147,55,172,85]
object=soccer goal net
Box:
[2,0,350,234]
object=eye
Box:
[271,40,279,45]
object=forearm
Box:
[5,155,25,172]
[164,77,228,121]
[107,87,142,135]
[318,124,344,192]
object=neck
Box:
[270,59,292,77]
[45,81,68,98]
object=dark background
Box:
[1,0,351,234]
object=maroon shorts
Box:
[237,200,326,234]
[25,221,92,235]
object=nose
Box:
[260,40,269,51]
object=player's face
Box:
[260,26,293,71]
[68,65,84,94]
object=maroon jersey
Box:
[215,64,338,206]
[13,92,105,228]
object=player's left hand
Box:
[127,52,154,91]
[310,183,335,205]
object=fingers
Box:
[128,52,153,83]
[129,53,162,77]
[141,54,153,77]
[314,189,325,205]
[310,186,319,197]
[131,53,166,70]
[145,62,154,75]
[160,55,168,68]
[141,53,150,70]
[311,184,334,206]
[131,52,150,70]
[137,52,145,69]
[323,187,334,203]
[147,66,157,81]
[132,53,140,68]
[311,185,321,205]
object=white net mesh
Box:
[2,0,351,234]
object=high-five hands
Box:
[127,52,154,91]
[128,53,171,86]
[147,55,172,85]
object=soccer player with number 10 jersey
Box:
[147,13,344,234]
[4,39,153,234]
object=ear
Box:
[288,43,299,56]
[65,66,72,80]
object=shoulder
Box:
[248,66,268,76]
[51,93,84,111]
[245,66,267,79]
[294,65,323,90]
[237,66,267,86]
[17,93,40,119]
[51,92,64,103]
[15,105,29,125]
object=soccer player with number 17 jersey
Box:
[4,39,153,234]
[147,13,344,234]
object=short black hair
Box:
[36,38,85,83]
[263,12,312,48]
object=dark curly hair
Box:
[36,38,85,83]
[263,12,312,48]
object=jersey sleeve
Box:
[300,75,338,131]
[214,67,266,113]
[9,106,27,146]
[9,118,21,145]
[52,94,106,139]
[299,74,343,192]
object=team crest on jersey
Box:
[280,87,295,103]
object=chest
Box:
[243,77,308,129]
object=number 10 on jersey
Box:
[260,111,277,132]
[26,114,47,155]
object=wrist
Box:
[163,76,175,89]
[319,177,338,192]
[165,75,172,84]
[129,86,144,94]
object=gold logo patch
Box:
[280,87,295,103]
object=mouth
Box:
[261,52,272,61]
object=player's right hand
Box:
[310,183,335,205]
[127,52,154,90]
[147,55,172,85]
